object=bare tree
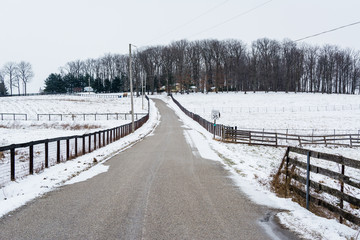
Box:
[17,61,34,95]
[2,62,18,95]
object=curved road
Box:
[0,99,299,240]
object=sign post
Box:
[211,110,220,139]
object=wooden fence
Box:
[0,96,151,187]
[36,113,147,121]
[0,114,149,186]
[171,95,223,138]
[274,146,360,225]
[222,128,360,148]
[0,112,147,121]
[171,95,360,148]
[0,113,28,121]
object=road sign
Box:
[211,110,220,120]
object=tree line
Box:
[0,61,34,96]
[43,38,359,95]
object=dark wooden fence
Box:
[274,146,360,225]
[0,95,151,187]
[171,95,360,148]
[0,114,149,186]
[171,95,223,137]
[223,128,360,148]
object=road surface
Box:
[0,99,299,240]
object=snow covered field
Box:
[173,92,360,135]
[0,94,148,146]
[167,93,360,239]
[0,94,149,187]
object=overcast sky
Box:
[1,0,360,93]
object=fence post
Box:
[82,136,86,154]
[66,139,70,160]
[306,151,311,210]
[88,135,91,153]
[286,129,288,143]
[94,133,97,150]
[103,131,106,145]
[11,147,15,181]
[29,145,34,174]
[284,147,290,198]
[45,141,49,168]
[75,137,78,157]
[324,136,327,147]
[340,163,345,223]
[57,140,61,163]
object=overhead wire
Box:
[188,0,274,38]
[143,0,230,46]
[294,20,360,42]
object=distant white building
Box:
[84,86,94,92]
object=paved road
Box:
[0,99,299,240]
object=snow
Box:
[0,98,160,218]
[1,92,359,238]
[165,93,360,240]
[0,94,148,146]
[173,92,360,135]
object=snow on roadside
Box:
[0,99,160,218]
[164,95,360,240]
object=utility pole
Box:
[129,44,135,132]
[141,70,144,110]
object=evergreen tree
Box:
[0,81,8,96]
[111,76,121,92]
[44,74,67,93]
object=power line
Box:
[144,0,230,46]
[294,20,360,42]
[188,0,274,38]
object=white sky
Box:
[1,0,360,93]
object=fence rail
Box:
[0,112,147,121]
[0,113,28,121]
[170,95,223,138]
[0,97,151,187]
[223,128,360,147]
[274,147,360,225]
[36,113,147,121]
[192,104,360,114]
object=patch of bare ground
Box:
[1,122,101,130]
[59,123,101,130]
[61,99,87,102]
